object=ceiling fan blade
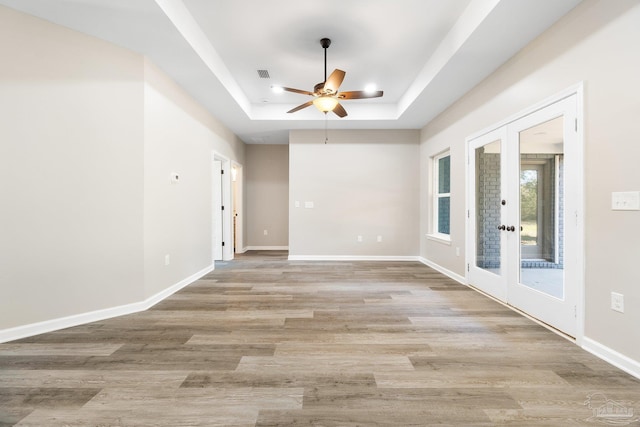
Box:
[338,90,384,99]
[332,103,348,118]
[282,87,315,96]
[324,69,346,94]
[287,100,314,114]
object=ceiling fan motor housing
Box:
[314,82,328,94]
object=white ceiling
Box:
[0,0,582,144]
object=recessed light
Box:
[271,85,284,93]
[364,83,377,94]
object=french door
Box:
[468,94,580,337]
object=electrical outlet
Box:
[377,235,382,242]
[611,292,624,313]
[456,247,460,257]
[357,235,363,242]
[263,229,268,236]
[165,254,170,266]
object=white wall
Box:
[245,144,289,249]
[0,6,145,330]
[143,59,245,297]
[289,130,420,258]
[419,0,640,365]
[0,5,245,337]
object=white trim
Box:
[236,246,248,254]
[582,337,640,380]
[426,234,452,245]
[288,255,419,262]
[466,82,585,141]
[0,264,215,344]
[418,257,465,284]
[574,84,585,346]
[246,246,289,251]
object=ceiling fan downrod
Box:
[320,38,331,83]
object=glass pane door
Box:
[468,93,579,338]
[518,117,564,299]
[506,93,578,337]
[467,127,508,303]
[475,140,502,276]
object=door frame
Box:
[231,161,245,254]
[212,151,234,262]
[465,83,584,344]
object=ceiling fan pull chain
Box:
[324,112,328,144]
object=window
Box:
[432,151,451,239]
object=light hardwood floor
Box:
[1,251,639,426]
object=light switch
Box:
[612,191,640,210]
[295,201,300,208]
[304,201,314,209]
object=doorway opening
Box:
[212,152,234,262]
[232,163,244,254]
[467,86,583,339]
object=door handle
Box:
[497,225,506,231]
[507,225,516,232]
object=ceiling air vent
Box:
[257,69,270,79]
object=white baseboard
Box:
[582,337,640,380]
[0,263,215,344]
[246,246,289,251]
[288,255,419,262]
[235,247,248,254]
[418,257,466,284]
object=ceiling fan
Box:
[281,38,383,118]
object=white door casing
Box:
[212,160,223,261]
[466,87,583,339]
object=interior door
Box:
[467,94,579,337]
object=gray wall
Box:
[245,144,289,249]
[0,6,245,333]
[289,130,420,257]
[420,0,640,364]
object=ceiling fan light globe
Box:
[313,96,338,112]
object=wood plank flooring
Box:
[1,251,639,426]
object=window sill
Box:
[425,234,451,246]
[426,234,451,245]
